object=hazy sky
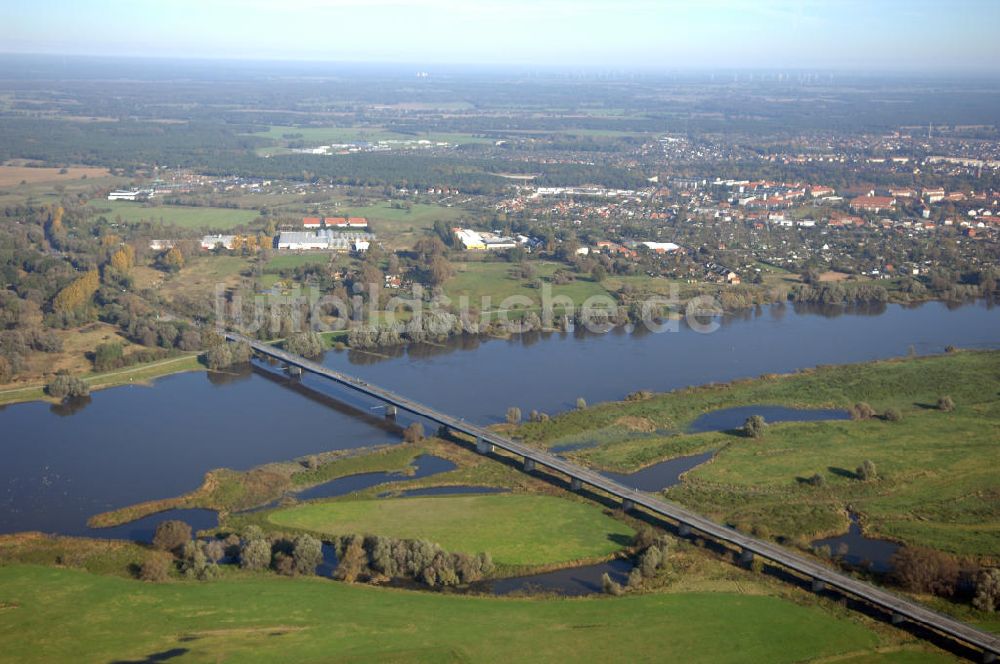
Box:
[5,0,999,71]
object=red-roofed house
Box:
[347,217,369,228]
[850,196,896,213]
[324,217,347,227]
[303,217,322,229]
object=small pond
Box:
[811,514,900,573]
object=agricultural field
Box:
[267,494,633,567]
[444,261,611,311]
[0,164,109,186]
[0,565,950,664]
[86,200,263,230]
[519,351,1000,556]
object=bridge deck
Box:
[230,333,1000,660]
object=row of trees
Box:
[332,533,494,588]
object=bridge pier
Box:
[523,458,536,472]
[982,652,997,664]
[678,523,692,537]
[622,498,635,512]
[811,578,825,593]
[287,365,302,377]
[739,548,754,565]
[570,477,582,492]
[890,613,905,626]
[476,437,494,454]
[384,405,397,419]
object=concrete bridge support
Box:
[384,405,397,419]
[476,437,494,454]
[811,578,826,593]
[570,477,582,492]
[622,498,635,512]
[739,548,754,565]
[891,613,905,626]
[287,365,303,377]
[982,651,996,664]
[678,523,692,537]
[523,458,536,472]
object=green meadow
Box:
[0,565,945,664]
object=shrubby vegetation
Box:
[332,533,494,588]
[203,340,251,370]
[45,374,89,399]
[283,331,324,357]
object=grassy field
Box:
[519,351,1000,556]
[444,261,611,310]
[268,494,634,566]
[157,255,251,300]
[87,200,262,230]
[0,164,109,186]
[0,565,944,664]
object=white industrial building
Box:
[277,230,373,252]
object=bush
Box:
[576,397,587,409]
[638,546,662,578]
[601,572,623,596]
[138,554,172,582]
[742,414,767,438]
[403,422,424,443]
[883,408,902,422]
[505,407,521,424]
[806,473,825,487]
[240,538,273,571]
[284,331,324,357]
[890,546,962,597]
[152,520,192,553]
[850,402,876,420]
[45,374,89,399]
[292,534,324,575]
[92,341,125,372]
[856,459,878,481]
[937,395,955,412]
[973,569,1000,613]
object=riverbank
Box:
[0,353,205,407]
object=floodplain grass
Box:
[444,260,611,307]
[86,200,262,230]
[0,565,931,664]
[267,494,634,567]
[521,351,1000,557]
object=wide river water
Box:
[1,300,997,536]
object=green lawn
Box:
[444,261,612,311]
[0,565,936,664]
[519,351,1000,556]
[268,494,633,566]
[87,200,262,230]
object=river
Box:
[0,300,997,536]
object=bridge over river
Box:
[227,332,1000,662]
